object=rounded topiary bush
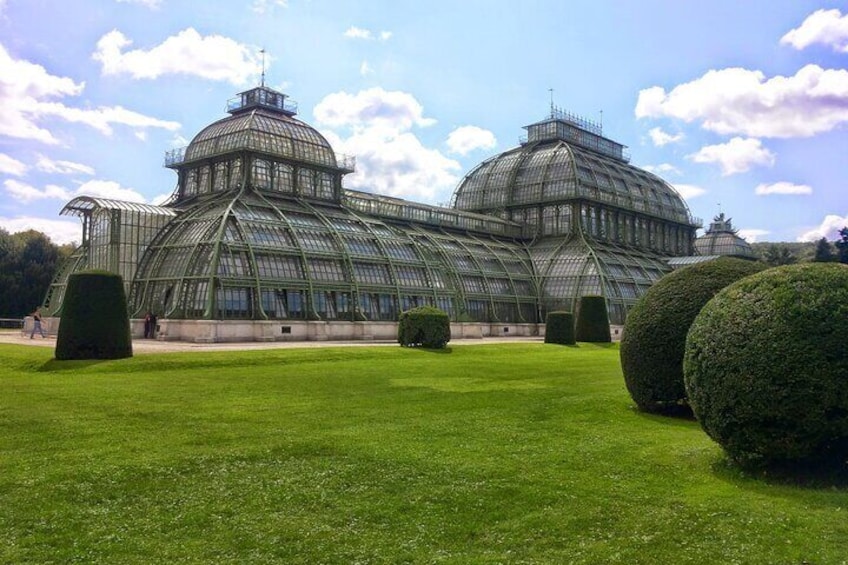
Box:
[620,257,764,414]
[55,270,133,360]
[398,306,451,348]
[575,296,610,343]
[684,263,848,469]
[544,311,575,345]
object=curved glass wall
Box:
[129,191,537,323]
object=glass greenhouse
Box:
[45,86,701,341]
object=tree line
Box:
[752,228,848,266]
[0,229,74,318]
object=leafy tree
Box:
[812,237,835,262]
[762,244,797,267]
[0,229,69,318]
[836,227,848,264]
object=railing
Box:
[164,147,186,167]
[0,318,24,329]
[690,215,703,228]
[337,154,356,173]
[227,93,298,115]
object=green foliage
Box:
[575,295,610,343]
[55,270,132,360]
[761,243,797,266]
[685,263,848,470]
[397,305,450,348]
[813,237,835,262]
[620,257,765,414]
[544,311,575,345]
[837,227,848,264]
[750,241,815,263]
[0,229,70,318]
[2,342,848,563]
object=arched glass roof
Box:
[181,108,340,169]
[452,140,695,226]
[60,196,177,218]
[694,213,755,258]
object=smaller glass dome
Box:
[694,213,755,258]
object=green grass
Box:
[1,342,846,564]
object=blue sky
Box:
[0,0,846,245]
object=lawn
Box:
[0,342,845,564]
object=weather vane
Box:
[260,48,266,87]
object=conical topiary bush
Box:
[575,295,611,343]
[55,270,133,360]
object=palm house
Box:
[44,85,700,342]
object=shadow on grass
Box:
[411,346,453,355]
[629,404,697,426]
[711,455,848,494]
[38,358,114,372]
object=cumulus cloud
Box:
[252,0,287,14]
[635,64,848,138]
[671,183,707,200]
[35,154,95,175]
[737,228,769,243]
[0,153,27,176]
[92,28,262,85]
[116,0,162,8]
[642,163,681,176]
[315,89,460,202]
[781,8,848,53]
[344,26,392,41]
[0,216,82,245]
[4,178,144,204]
[798,214,848,241]
[0,43,180,144]
[4,179,70,202]
[687,137,775,175]
[647,127,683,146]
[314,87,436,134]
[754,181,812,196]
[446,125,497,156]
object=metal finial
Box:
[260,48,266,87]
[549,88,554,116]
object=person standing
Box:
[30,307,46,339]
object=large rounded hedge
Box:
[620,257,764,414]
[398,306,451,348]
[55,270,133,360]
[684,263,848,468]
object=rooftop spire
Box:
[260,48,266,87]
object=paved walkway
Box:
[0,330,543,354]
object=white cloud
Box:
[737,228,769,243]
[359,60,374,76]
[344,26,392,41]
[0,216,82,245]
[781,9,848,53]
[0,43,180,144]
[92,28,262,85]
[754,181,812,196]
[74,179,145,202]
[647,127,683,146]
[4,179,70,202]
[116,0,161,8]
[642,163,681,176]
[798,214,848,242]
[314,87,436,134]
[446,125,497,156]
[687,137,775,175]
[671,183,707,200]
[252,0,287,14]
[635,64,848,138]
[35,154,95,175]
[315,89,459,202]
[0,153,27,176]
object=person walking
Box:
[30,307,47,339]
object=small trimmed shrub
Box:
[620,257,764,414]
[684,263,848,469]
[544,311,575,345]
[575,296,610,343]
[55,270,133,360]
[397,306,451,348]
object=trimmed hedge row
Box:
[55,270,133,360]
[575,296,610,343]
[397,306,450,348]
[544,311,575,345]
[684,263,848,469]
[620,258,764,414]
